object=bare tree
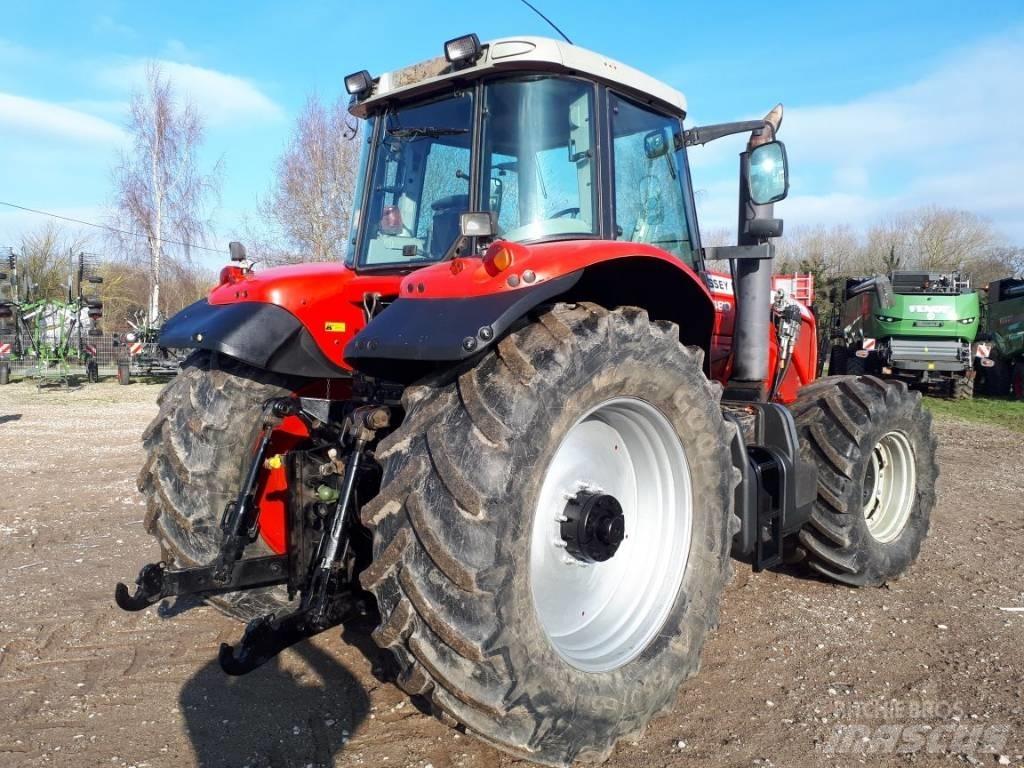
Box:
[112,63,220,323]
[258,94,361,263]
[860,214,913,274]
[17,223,91,301]
[908,205,999,271]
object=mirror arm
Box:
[684,120,768,147]
[702,244,775,262]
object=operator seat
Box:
[429,194,468,258]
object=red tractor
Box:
[116,35,938,765]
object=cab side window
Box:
[610,93,694,264]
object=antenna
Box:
[518,0,573,44]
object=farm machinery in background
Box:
[114,34,938,765]
[826,270,979,398]
[975,276,1024,398]
[112,311,189,384]
[0,249,105,386]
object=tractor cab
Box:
[344,35,703,272]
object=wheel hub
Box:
[529,397,693,672]
[561,490,625,563]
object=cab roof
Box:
[348,35,687,119]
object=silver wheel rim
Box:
[529,397,692,673]
[862,430,917,543]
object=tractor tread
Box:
[362,303,737,765]
[137,350,296,622]
[790,375,938,587]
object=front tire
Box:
[360,304,737,765]
[137,350,298,620]
[790,376,938,586]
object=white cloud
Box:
[98,59,283,125]
[92,15,137,39]
[0,93,124,144]
[692,27,1024,241]
[162,39,200,63]
[0,206,103,246]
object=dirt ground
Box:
[0,380,1021,768]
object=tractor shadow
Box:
[179,639,372,768]
[0,413,21,425]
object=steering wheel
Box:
[551,207,580,219]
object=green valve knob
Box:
[316,484,340,503]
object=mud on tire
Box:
[790,375,938,586]
[360,303,738,766]
[137,350,298,621]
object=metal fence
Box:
[0,328,180,380]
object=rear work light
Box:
[344,70,373,97]
[219,265,246,286]
[444,33,482,66]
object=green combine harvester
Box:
[975,276,1024,398]
[828,270,979,398]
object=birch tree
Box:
[112,63,220,323]
[259,94,361,263]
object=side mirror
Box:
[228,241,248,262]
[643,129,670,159]
[747,141,789,205]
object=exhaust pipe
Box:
[729,106,783,394]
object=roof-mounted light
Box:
[344,70,373,97]
[444,33,482,66]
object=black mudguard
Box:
[160,299,349,378]
[345,271,582,381]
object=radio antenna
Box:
[518,0,573,45]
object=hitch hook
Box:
[114,561,167,611]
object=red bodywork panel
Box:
[396,239,712,300]
[707,270,818,403]
[206,244,816,554]
[209,262,404,372]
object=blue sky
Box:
[2,0,1023,267]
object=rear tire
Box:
[790,376,938,586]
[137,350,297,621]
[952,374,974,400]
[1013,364,1024,400]
[361,304,737,765]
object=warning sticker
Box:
[324,322,347,333]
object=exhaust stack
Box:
[729,105,784,396]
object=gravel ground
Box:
[0,380,1021,768]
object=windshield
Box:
[356,90,474,267]
[479,77,597,241]
[351,77,602,269]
